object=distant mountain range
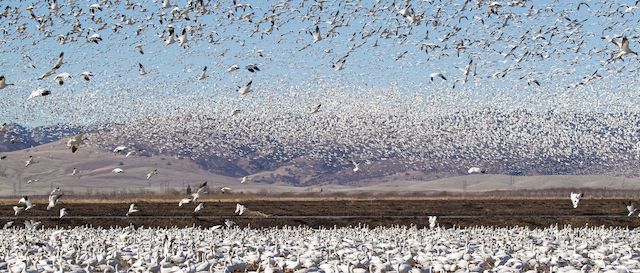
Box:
[0,123,637,187]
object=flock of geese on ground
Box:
[0,0,639,177]
[2,224,640,273]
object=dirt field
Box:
[1,198,637,229]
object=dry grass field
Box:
[1,196,638,229]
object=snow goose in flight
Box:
[165,25,175,46]
[0,75,14,89]
[428,216,437,228]
[235,203,246,215]
[194,203,204,213]
[241,176,248,184]
[37,52,64,80]
[333,55,348,71]
[54,72,71,85]
[220,187,232,193]
[198,66,207,80]
[71,168,77,175]
[134,44,144,54]
[13,206,24,216]
[179,198,191,207]
[87,33,102,44]
[24,155,34,167]
[624,201,636,216]
[312,26,322,42]
[195,181,207,194]
[126,204,138,216]
[467,167,485,174]
[28,88,51,100]
[88,3,102,13]
[112,168,124,173]
[47,193,62,210]
[59,208,68,218]
[80,71,94,81]
[570,192,583,208]
[67,133,85,153]
[146,169,157,180]
[429,72,447,81]
[352,160,360,172]
[138,63,147,75]
[246,64,260,73]
[113,146,127,153]
[608,36,637,61]
[238,80,252,96]
[179,28,188,48]
[19,196,35,210]
[310,104,321,114]
[125,151,135,157]
[227,64,240,72]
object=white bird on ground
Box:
[179,198,191,207]
[112,168,124,173]
[570,192,583,208]
[24,156,34,167]
[224,219,235,228]
[27,88,51,100]
[37,52,64,80]
[625,201,636,216]
[3,221,13,228]
[80,71,94,81]
[59,208,68,218]
[0,75,14,89]
[146,169,157,180]
[125,151,135,157]
[235,203,246,215]
[429,72,447,81]
[198,66,207,80]
[468,167,485,174]
[238,80,252,95]
[126,204,138,216]
[428,216,437,228]
[113,146,127,153]
[194,203,204,213]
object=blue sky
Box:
[0,0,639,127]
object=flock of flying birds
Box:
[0,2,640,188]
